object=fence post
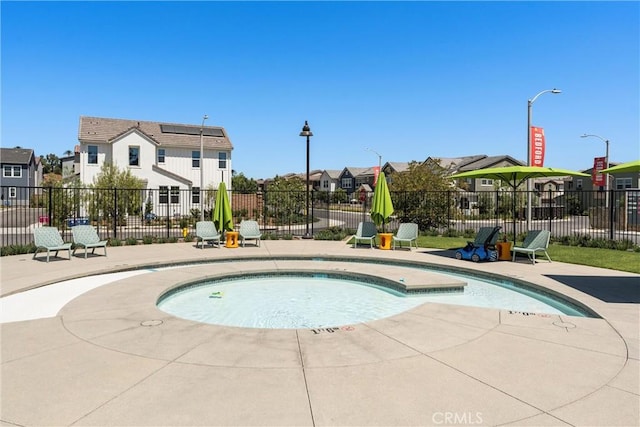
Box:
[112,188,118,240]
[311,190,315,235]
[548,188,553,234]
[47,186,53,226]
[609,188,615,240]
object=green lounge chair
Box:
[195,221,222,249]
[512,230,551,264]
[352,221,377,248]
[392,223,419,250]
[33,226,72,262]
[72,225,108,259]
[239,220,262,247]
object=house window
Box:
[2,165,21,178]
[9,187,17,198]
[576,179,583,189]
[341,178,352,188]
[171,186,179,204]
[480,179,493,186]
[192,187,200,204]
[323,180,329,189]
[88,146,98,164]
[129,146,140,166]
[616,178,632,189]
[219,152,227,168]
[158,149,165,164]
[192,151,200,168]
[159,186,169,204]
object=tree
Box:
[41,153,62,175]
[232,172,258,193]
[264,175,305,225]
[388,160,454,230]
[89,163,144,223]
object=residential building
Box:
[337,167,375,196]
[77,116,233,212]
[319,170,341,192]
[0,147,42,206]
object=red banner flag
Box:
[592,157,606,186]
[372,166,380,186]
[530,126,546,167]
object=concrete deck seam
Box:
[295,329,316,427]
[605,383,640,397]
[360,323,551,419]
[68,360,173,426]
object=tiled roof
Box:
[78,116,233,150]
[0,147,34,164]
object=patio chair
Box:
[239,220,262,247]
[71,225,108,259]
[195,221,222,249]
[512,230,551,264]
[33,226,72,262]
[392,223,419,250]
[352,221,377,248]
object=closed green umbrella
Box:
[212,182,233,233]
[370,171,394,232]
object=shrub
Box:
[126,237,137,246]
[109,238,122,247]
[142,235,154,245]
[0,243,36,256]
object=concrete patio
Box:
[1,240,638,426]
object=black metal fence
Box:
[1,186,639,247]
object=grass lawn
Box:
[414,235,640,274]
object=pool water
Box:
[157,272,585,329]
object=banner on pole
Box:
[530,126,546,167]
[592,156,606,186]
[373,166,380,186]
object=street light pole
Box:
[526,88,561,230]
[581,133,610,207]
[366,148,382,171]
[199,114,209,222]
[299,121,313,239]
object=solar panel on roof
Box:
[160,124,225,137]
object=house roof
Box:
[0,147,34,164]
[78,116,233,151]
[456,155,523,171]
[384,162,410,173]
[322,169,342,179]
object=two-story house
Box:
[78,116,233,213]
[0,147,42,206]
[337,167,375,197]
[318,170,341,192]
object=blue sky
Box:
[2,1,638,179]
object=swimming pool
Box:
[157,264,593,329]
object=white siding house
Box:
[78,116,233,189]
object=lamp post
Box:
[526,88,561,230]
[299,121,313,239]
[366,148,382,170]
[581,133,610,207]
[199,114,209,222]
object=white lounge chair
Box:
[352,221,377,248]
[72,225,108,259]
[195,221,222,249]
[33,226,72,262]
[392,223,419,250]
[512,230,551,264]
[239,220,262,247]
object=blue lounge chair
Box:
[33,226,72,262]
[352,221,377,248]
[239,220,262,247]
[195,221,222,248]
[392,223,419,250]
[72,225,108,259]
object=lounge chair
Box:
[72,225,108,259]
[512,230,551,264]
[239,220,262,247]
[195,221,222,249]
[352,221,377,248]
[33,226,72,262]
[392,223,419,250]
